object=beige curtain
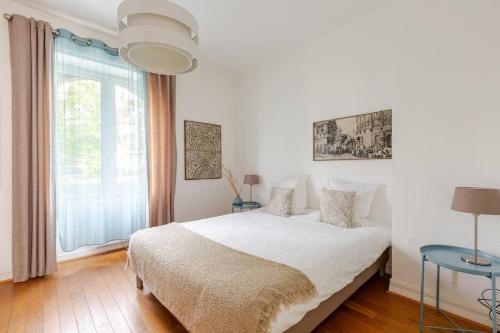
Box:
[9,15,57,282]
[147,74,177,227]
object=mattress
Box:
[182,209,391,332]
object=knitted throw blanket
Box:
[128,223,317,333]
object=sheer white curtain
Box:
[54,29,148,252]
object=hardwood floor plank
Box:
[347,281,460,332]
[98,265,149,333]
[338,304,415,333]
[319,307,383,333]
[56,275,79,333]
[96,324,114,333]
[7,281,30,333]
[101,266,146,330]
[25,279,44,333]
[66,269,97,333]
[71,291,97,333]
[1,249,489,333]
[80,268,111,329]
[67,270,83,294]
[0,284,14,333]
[42,277,60,333]
[344,300,377,319]
[88,266,132,333]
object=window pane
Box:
[54,30,148,252]
[56,79,102,185]
[115,85,146,184]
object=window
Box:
[56,78,102,185]
[54,30,148,252]
[115,85,146,184]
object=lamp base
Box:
[461,255,491,266]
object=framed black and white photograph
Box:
[313,110,392,161]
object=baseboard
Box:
[0,273,12,284]
[0,241,129,283]
[389,278,492,328]
[57,240,128,262]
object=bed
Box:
[128,209,391,333]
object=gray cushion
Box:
[267,187,294,217]
[320,188,356,228]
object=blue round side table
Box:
[231,201,261,213]
[419,245,500,333]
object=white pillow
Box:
[324,178,377,227]
[270,175,308,215]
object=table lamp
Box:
[244,175,259,204]
[451,187,500,266]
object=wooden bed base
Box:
[136,276,143,289]
[284,247,390,332]
[135,248,390,333]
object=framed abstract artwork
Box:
[184,120,222,180]
[313,109,392,161]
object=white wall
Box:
[235,3,395,220]
[390,1,500,326]
[236,0,500,326]
[2,0,499,327]
[176,65,237,222]
[0,0,237,280]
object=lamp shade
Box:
[451,187,500,215]
[244,175,259,185]
[118,0,199,75]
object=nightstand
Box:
[232,202,261,213]
[419,245,500,333]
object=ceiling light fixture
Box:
[118,0,199,75]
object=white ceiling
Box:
[15,0,393,73]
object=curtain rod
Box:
[3,13,60,35]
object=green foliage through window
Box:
[56,79,102,185]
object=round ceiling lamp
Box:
[118,0,199,75]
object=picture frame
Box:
[313,109,392,161]
[184,120,222,180]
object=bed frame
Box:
[284,247,389,332]
[136,247,390,333]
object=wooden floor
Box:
[0,249,488,333]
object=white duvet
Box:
[182,209,391,333]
